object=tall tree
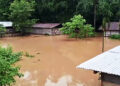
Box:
[0,0,13,20]
[76,0,94,25]
[93,0,98,29]
[35,0,78,22]
[0,0,119,30]
[9,0,37,35]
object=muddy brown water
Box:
[0,35,120,86]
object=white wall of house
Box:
[105,31,120,36]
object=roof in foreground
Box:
[77,46,120,76]
[0,21,13,27]
[32,23,61,28]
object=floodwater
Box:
[0,35,120,86]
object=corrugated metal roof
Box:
[99,22,120,31]
[0,21,13,27]
[32,23,61,29]
[77,46,120,76]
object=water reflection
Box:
[1,43,8,48]
[45,75,72,86]
[22,71,32,80]
[17,71,38,86]
[45,75,85,86]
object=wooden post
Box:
[102,29,105,52]
[100,73,103,86]
[102,17,106,53]
[101,80,103,86]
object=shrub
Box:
[0,46,22,64]
[24,52,34,58]
[110,34,120,40]
[0,46,23,86]
[60,15,95,38]
[0,25,6,38]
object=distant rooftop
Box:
[32,23,61,29]
[99,22,120,31]
[0,21,13,27]
[77,46,120,76]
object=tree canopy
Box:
[60,15,95,38]
[9,0,37,35]
[0,0,119,30]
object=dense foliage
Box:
[0,0,13,20]
[110,34,120,40]
[60,15,95,38]
[0,46,23,86]
[33,0,120,29]
[9,0,37,35]
[0,25,6,37]
[0,0,119,30]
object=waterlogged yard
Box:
[0,35,120,86]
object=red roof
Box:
[99,22,120,31]
[33,23,61,29]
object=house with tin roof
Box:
[77,46,120,86]
[0,21,13,28]
[0,21,14,34]
[99,22,120,36]
[32,23,62,35]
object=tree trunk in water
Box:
[102,30,104,52]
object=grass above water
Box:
[110,34,120,40]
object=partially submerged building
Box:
[0,21,13,33]
[99,22,120,36]
[77,46,120,86]
[32,23,62,35]
[0,21,13,28]
[0,22,62,35]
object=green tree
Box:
[0,0,119,30]
[76,0,94,24]
[9,0,37,35]
[0,25,6,38]
[0,46,23,86]
[60,15,95,38]
[35,0,77,22]
[0,0,13,20]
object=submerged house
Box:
[0,21,13,33]
[77,46,120,86]
[99,22,120,36]
[0,21,12,28]
[32,23,62,35]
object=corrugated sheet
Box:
[99,22,120,31]
[0,21,13,27]
[33,23,61,29]
[77,46,120,76]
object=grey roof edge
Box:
[76,45,120,76]
[76,65,120,76]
